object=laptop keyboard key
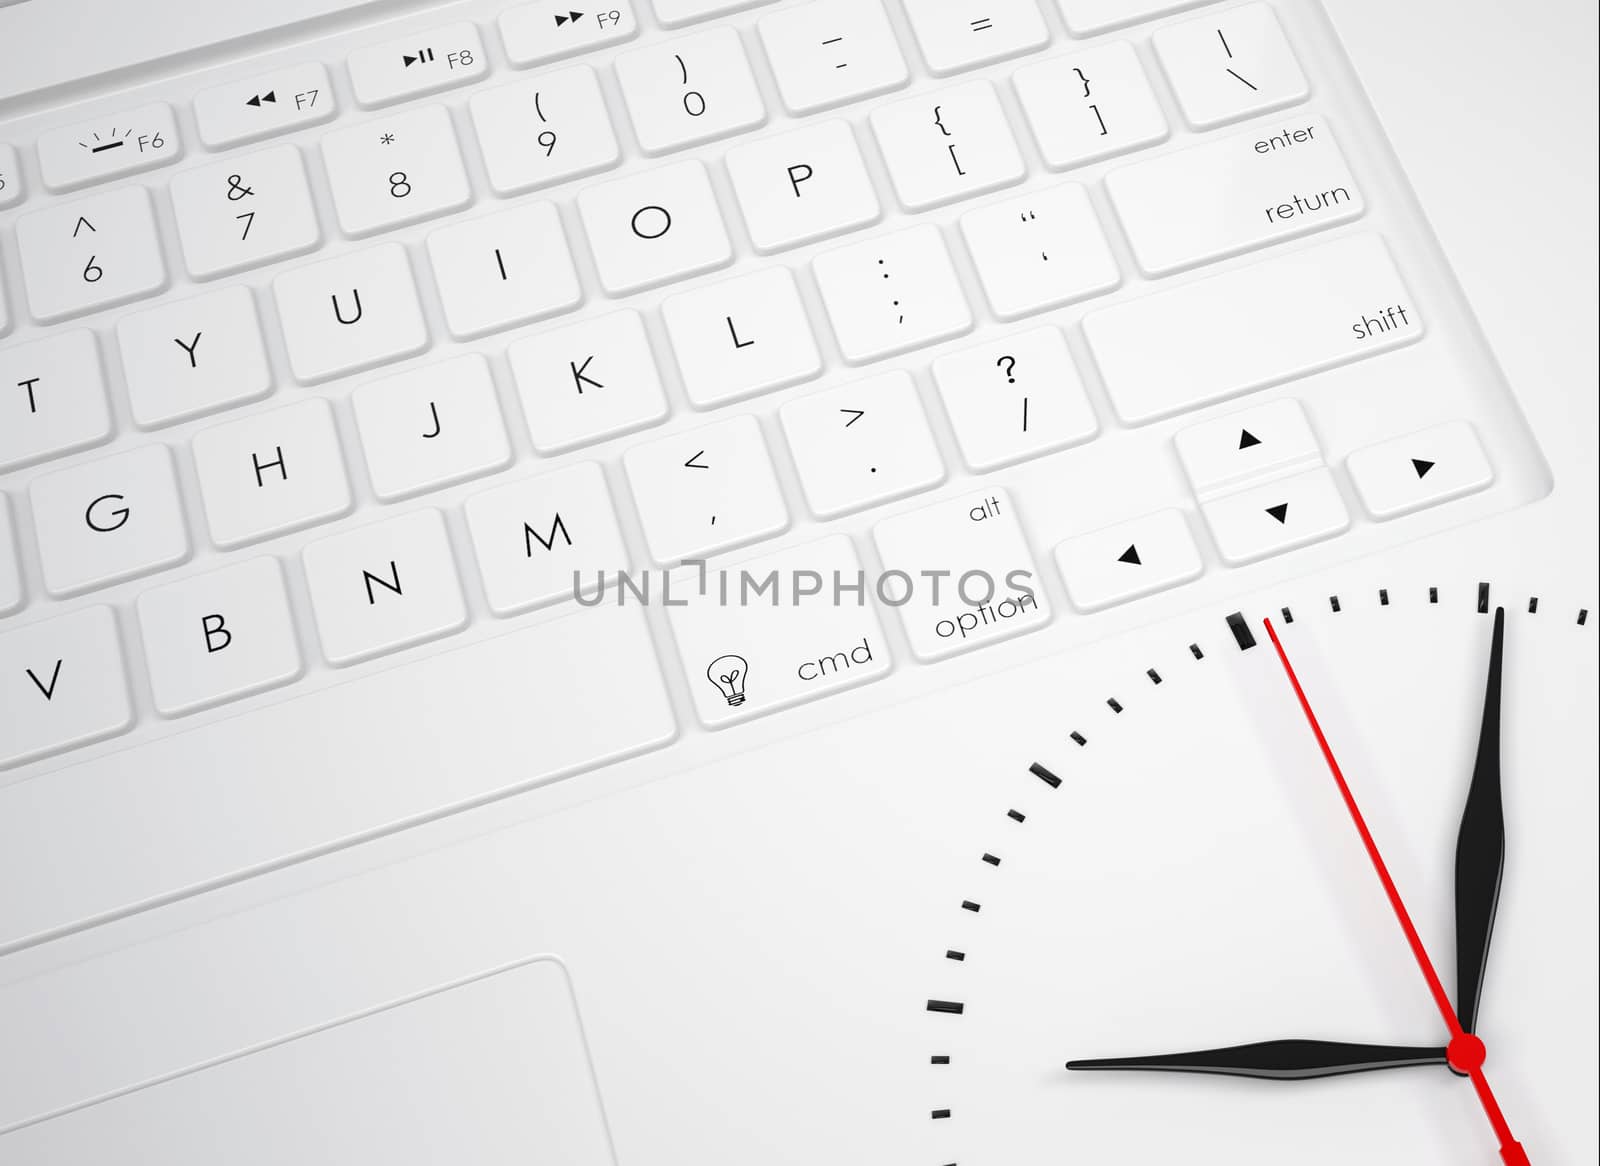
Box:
[1107,116,1362,276]
[663,267,822,408]
[959,182,1121,320]
[274,243,429,383]
[192,398,354,548]
[1347,420,1494,520]
[1053,508,1203,612]
[780,369,945,518]
[465,461,631,616]
[666,535,892,727]
[725,120,882,253]
[137,557,303,717]
[759,0,910,114]
[933,326,1099,471]
[116,285,273,429]
[872,486,1050,661]
[0,330,113,472]
[16,186,168,322]
[617,27,767,154]
[1013,41,1169,171]
[470,67,621,196]
[352,354,511,501]
[1175,398,1321,499]
[36,102,181,192]
[0,143,22,210]
[813,223,973,363]
[0,606,133,770]
[322,105,472,237]
[653,0,774,24]
[31,445,190,597]
[426,202,583,339]
[871,80,1026,211]
[1055,0,1215,36]
[1201,467,1350,565]
[1155,4,1309,129]
[193,63,337,149]
[578,159,733,295]
[303,508,468,667]
[902,0,1049,76]
[170,145,322,279]
[508,309,669,453]
[499,1,639,67]
[624,414,789,563]
[347,23,487,109]
[1082,234,1422,425]
[0,497,21,616]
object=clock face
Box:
[911,584,1596,1165]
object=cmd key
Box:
[665,535,893,727]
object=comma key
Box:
[872,487,1050,662]
[663,535,892,728]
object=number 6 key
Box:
[16,187,168,322]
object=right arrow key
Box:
[1202,468,1350,565]
[1347,420,1494,521]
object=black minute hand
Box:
[1066,1038,1448,1080]
[1455,606,1508,1038]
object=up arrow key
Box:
[1117,544,1142,566]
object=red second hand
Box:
[1263,619,1528,1166]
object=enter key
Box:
[1106,115,1364,276]
[666,535,892,728]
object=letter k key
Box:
[570,355,603,394]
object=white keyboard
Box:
[0,0,1546,947]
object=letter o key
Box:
[631,204,672,240]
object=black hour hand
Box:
[1066,1039,1448,1080]
[1454,606,1507,1038]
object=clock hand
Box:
[1067,1038,1447,1079]
[1264,618,1529,1166]
[1455,606,1507,1038]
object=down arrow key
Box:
[1202,469,1350,565]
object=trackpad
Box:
[6,958,615,1165]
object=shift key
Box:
[1083,233,1422,424]
[665,535,892,728]
[873,488,1050,661]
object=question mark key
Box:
[933,325,1100,470]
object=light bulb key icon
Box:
[706,654,749,706]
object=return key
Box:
[1106,117,1363,277]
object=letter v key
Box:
[27,660,63,701]
[0,606,133,769]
